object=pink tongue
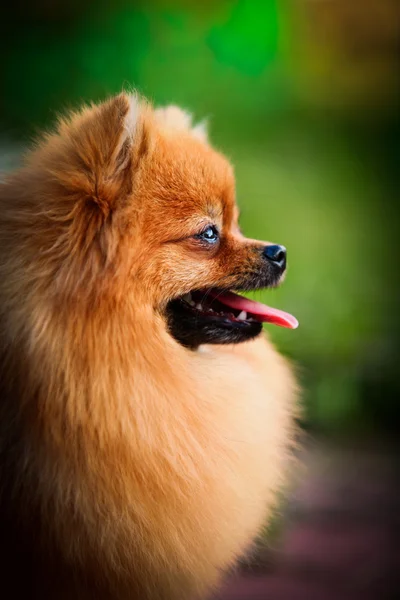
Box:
[211,290,298,329]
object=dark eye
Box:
[196,225,219,244]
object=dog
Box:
[0,93,298,599]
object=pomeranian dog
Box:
[0,93,298,600]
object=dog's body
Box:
[0,94,297,599]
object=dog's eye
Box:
[195,226,219,244]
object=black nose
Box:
[263,244,287,271]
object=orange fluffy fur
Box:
[0,93,297,599]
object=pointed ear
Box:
[154,105,208,143]
[46,93,150,214]
[191,119,208,143]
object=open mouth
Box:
[166,288,298,348]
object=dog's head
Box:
[15,93,297,348]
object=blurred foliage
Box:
[0,0,399,433]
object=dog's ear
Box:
[38,93,150,215]
[154,105,208,143]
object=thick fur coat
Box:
[0,94,297,599]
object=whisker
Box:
[199,283,232,306]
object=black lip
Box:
[166,291,263,349]
[166,259,285,349]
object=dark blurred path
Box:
[214,439,399,600]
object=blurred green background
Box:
[1,0,399,434]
